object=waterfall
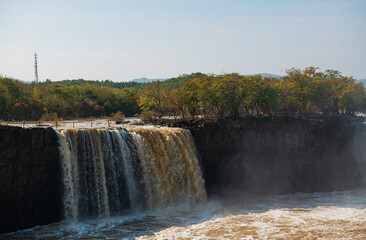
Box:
[57,127,206,220]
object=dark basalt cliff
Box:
[1,117,366,234]
[0,126,62,234]
[175,117,366,196]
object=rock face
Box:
[0,126,62,234]
[182,117,366,196]
[1,117,366,234]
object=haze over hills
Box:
[14,74,366,86]
[129,73,283,83]
[250,73,283,79]
[129,77,167,83]
[357,79,366,86]
[129,74,366,83]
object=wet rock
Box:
[0,126,63,234]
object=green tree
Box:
[138,81,170,118]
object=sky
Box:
[0,0,365,82]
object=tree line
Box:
[1,67,365,121]
[138,67,366,119]
[0,78,139,120]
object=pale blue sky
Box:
[1,0,365,82]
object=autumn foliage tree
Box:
[136,67,366,119]
[1,67,365,121]
[137,81,170,118]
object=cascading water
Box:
[56,127,206,220]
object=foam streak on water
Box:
[139,207,366,240]
[138,189,366,240]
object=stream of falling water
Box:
[57,127,206,220]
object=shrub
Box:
[139,110,155,122]
[110,111,126,122]
[40,112,61,121]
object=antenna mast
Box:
[34,52,38,83]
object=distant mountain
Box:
[250,73,283,79]
[19,80,32,84]
[129,77,167,83]
[357,79,366,86]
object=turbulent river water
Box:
[1,189,365,239]
[0,126,365,239]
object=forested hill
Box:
[0,72,204,120]
[42,79,146,89]
[1,68,365,121]
[160,72,203,89]
[43,72,203,90]
[41,72,278,90]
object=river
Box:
[1,188,365,239]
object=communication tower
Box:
[34,52,38,83]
